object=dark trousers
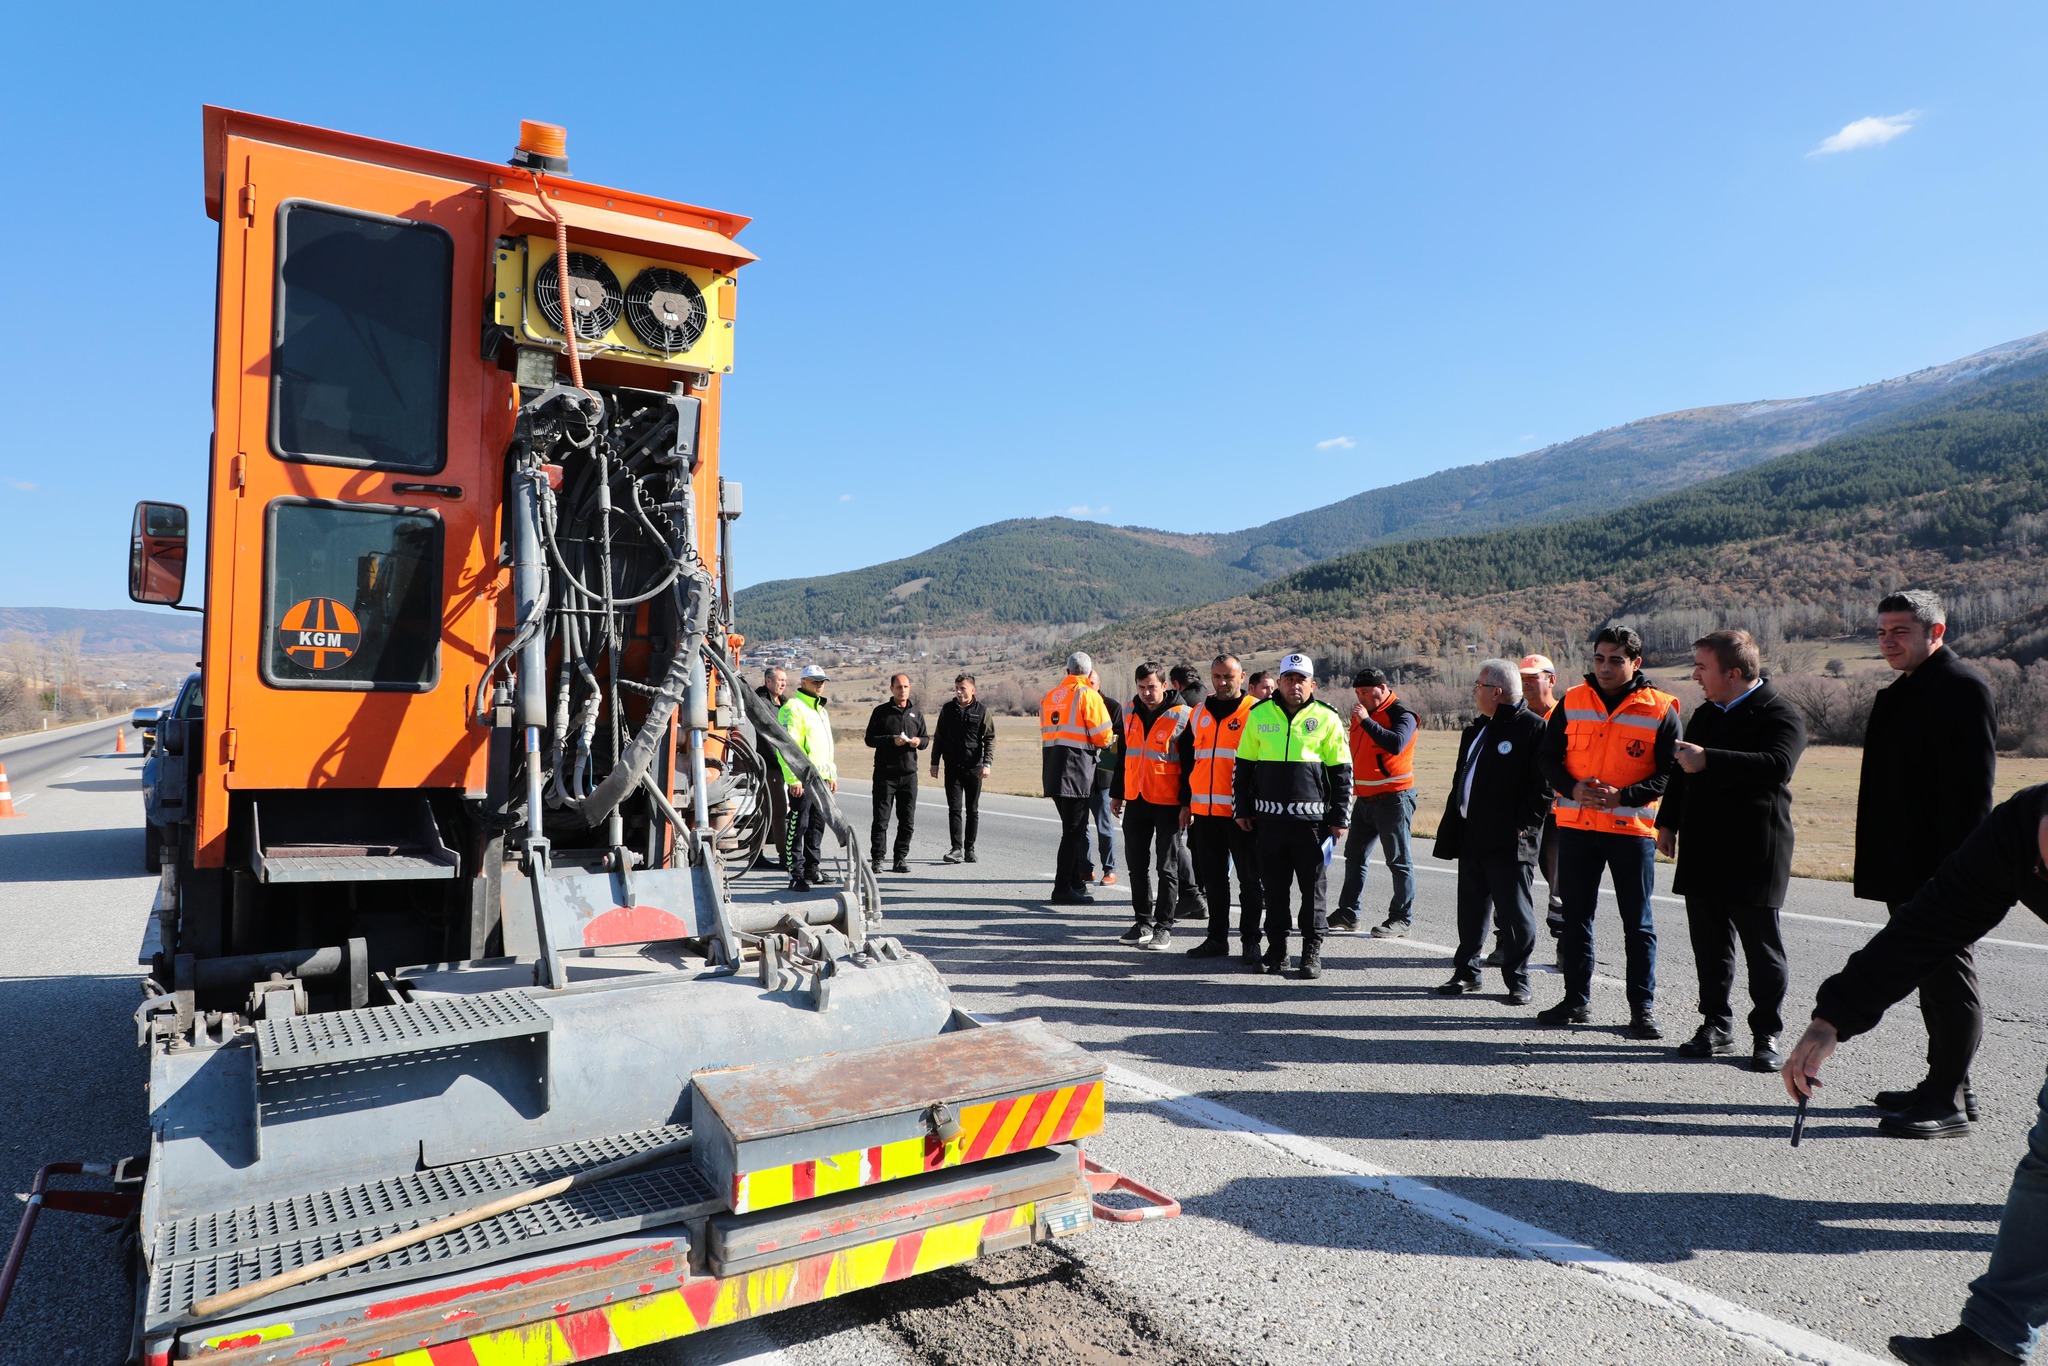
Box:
[1191,813,1263,947]
[1122,799,1182,928]
[1557,828,1658,1010]
[1176,833,1204,915]
[1684,898,1788,1038]
[871,771,915,863]
[1051,795,1093,897]
[1255,820,1329,960]
[1454,853,1536,990]
[1337,790,1417,923]
[943,764,983,852]
[1540,815,1564,930]
[1086,784,1118,875]
[1888,901,1984,1109]
[785,786,825,882]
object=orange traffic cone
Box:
[0,764,19,818]
[116,725,128,754]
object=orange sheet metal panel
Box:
[490,186,759,270]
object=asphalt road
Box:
[2,761,2041,1365]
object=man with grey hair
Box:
[1041,651,1115,905]
[1855,588,1996,1139]
[1433,660,1552,1001]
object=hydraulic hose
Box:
[529,172,584,388]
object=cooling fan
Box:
[533,251,624,341]
[625,268,709,354]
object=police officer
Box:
[778,665,838,892]
[1234,654,1351,979]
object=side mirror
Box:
[129,502,190,606]
[130,708,163,729]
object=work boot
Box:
[1260,951,1287,975]
[1537,998,1591,1026]
[1889,1325,2022,1365]
[1676,1025,1736,1059]
[1118,923,1148,945]
[1296,951,1323,980]
[1239,944,1263,968]
[788,878,812,893]
[1627,1010,1664,1041]
[1369,919,1411,939]
[1879,1099,1972,1140]
[1327,909,1360,933]
[870,858,883,874]
[1751,1035,1783,1073]
[890,859,911,874]
[942,848,965,864]
[1187,938,1230,958]
[1141,927,1173,952]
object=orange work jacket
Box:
[1349,692,1417,796]
[1122,701,1192,805]
[1188,695,1255,817]
[1552,679,1679,839]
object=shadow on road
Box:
[0,824,149,883]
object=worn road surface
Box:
[3,757,2041,1364]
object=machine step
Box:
[255,990,552,1074]
[149,1125,710,1329]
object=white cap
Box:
[800,664,829,682]
[1277,653,1314,679]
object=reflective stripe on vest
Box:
[1040,678,1111,750]
[1123,703,1191,805]
[1553,680,1678,839]
[1350,693,1416,796]
[1189,695,1255,817]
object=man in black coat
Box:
[1432,658,1552,1004]
[1654,630,1808,1072]
[929,673,995,863]
[863,673,928,873]
[1854,589,1997,1138]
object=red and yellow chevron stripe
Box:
[731,1080,1103,1215]
[371,1203,1037,1366]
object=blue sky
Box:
[5,3,2048,608]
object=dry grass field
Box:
[832,716,2048,882]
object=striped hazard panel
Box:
[374,1203,1036,1366]
[732,1079,1103,1216]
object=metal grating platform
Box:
[148,1126,710,1328]
[255,990,552,1073]
[259,850,459,883]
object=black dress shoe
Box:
[890,860,911,873]
[1435,975,1481,996]
[1877,1083,1979,1122]
[1677,1026,1736,1059]
[1187,938,1230,958]
[1537,1000,1590,1026]
[1889,1324,2023,1365]
[1751,1035,1783,1072]
[1504,985,1533,1006]
[1627,1012,1664,1041]
[1879,1100,1972,1140]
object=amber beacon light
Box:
[512,119,569,174]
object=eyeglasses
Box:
[1473,683,1503,693]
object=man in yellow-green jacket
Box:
[779,665,839,891]
[1233,653,1351,980]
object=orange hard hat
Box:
[1518,654,1556,676]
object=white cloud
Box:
[1060,505,1110,518]
[1811,110,1920,156]
[5,479,35,492]
[1315,436,1357,451]
[837,493,854,503]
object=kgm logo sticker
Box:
[279,597,360,671]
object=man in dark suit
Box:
[1654,630,1808,1072]
[1855,589,1996,1139]
[1432,658,1552,1004]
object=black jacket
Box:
[1853,647,1996,904]
[932,697,995,769]
[1818,784,2048,1040]
[1655,680,1807,907]
[864,699,928,777]
[1434,702,1551,862]
[1092,694,1126,794]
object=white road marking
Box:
[1105,1063,1892,1366]
[58,766,86,779]
[11,792,35,804]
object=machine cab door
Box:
[201,132,498,855]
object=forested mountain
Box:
[737,331,2048,637]
[732,518,1259,639]
[1081,373,2048,663]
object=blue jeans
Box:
[1088,784,1117,874]
[1556,828,1657,1011]
[1963,1064,2048,1358]
[1336,790,1416,923]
